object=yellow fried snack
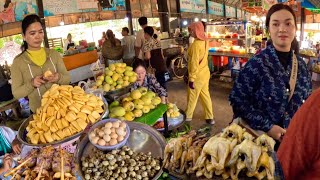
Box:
[26,85,105,144]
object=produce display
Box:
[313,62,320,73]
[26,84,105,144]
[89,120,128,146]
[95,63,137,92]
[300,49,316,57]
[166,103,180,118]
[81,146,162,180]
[109,87,162,121]
[164,123,276,180]
[5,146,76,179]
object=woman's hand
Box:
[267,125,286,141]
[1,154,13,172]
[46,73,60,83]
[12,137,21,155]
[32,75,46,88]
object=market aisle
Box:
[167,78,234,135]
[167,78,320,135]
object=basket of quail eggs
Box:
[88,119,130,151]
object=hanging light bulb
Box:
[183,20,188,26]
[124,16,129,21]
[194,17,199,22]
[59,21,64,26]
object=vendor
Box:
[11,14,70,113]
[132,59,167,103]
[229,4,312,144]
[63,33,75,52]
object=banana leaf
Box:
[133,103,168,126]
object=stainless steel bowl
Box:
[75,121,166,180]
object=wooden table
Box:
[0,99,21,123]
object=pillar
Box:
[157,0,170,33]
[125,0,134,35]
[36,0,49,48]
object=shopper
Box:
[277,89,320,179]
[101,29,123,66]
[229,4,312,143]
[121,27,135,65]
[11,14,70,113]
[132,59,167,103]
[135,16,148,59]
[63,33,75,52]
[185,22,214,124]
[142,26,168,90]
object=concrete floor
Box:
[167,77,320,135]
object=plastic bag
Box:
[90,60,105,81]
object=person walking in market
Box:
[121,27,135,66]
[142,26,168,90]
[135,16,148,60]
[10,14,70,113]
[185,22,214,125]
[101,29,124,66]
[229,4,312,147]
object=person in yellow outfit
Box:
[11,14,70,113]
[185,22,214,124]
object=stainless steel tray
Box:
[157,109,186,132]
[17,103,108,147]
[75,121,166,180]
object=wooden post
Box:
[125,0,134,35]
[157,0,170,33]
[36,0,49,48]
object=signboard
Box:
[0,0,38,24]
[226,6,236,18]
[180,0,206,13]
[208,1,224,16]
[43,0,125,16]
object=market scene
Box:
[0,0,320,179]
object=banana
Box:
[82,105,93,112]
[50,122,59,133]
[71,121,82,132]
[56,110,61,120]
[52,103,60,111]
[55,119,63,130]
[95,107,104,114]
[47,106,55,117]
[81,108,91,115]
[56,130,65,139]
[52,133,60,141]
[61,97,72,106]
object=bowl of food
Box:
[88,119,130,151]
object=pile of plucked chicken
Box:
[163,123,276,180]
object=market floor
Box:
[167,78,320,135]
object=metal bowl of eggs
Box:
[88,118,130,151]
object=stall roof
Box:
[307,0,320,9]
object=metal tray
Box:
[17,103,108,147]
[75,121,166,180]
[156,109,186,132]
[104,83,134,99]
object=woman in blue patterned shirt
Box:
[132,59,167,103]
[229,4,312,142]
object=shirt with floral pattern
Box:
[142,38,161,53]
[132,74,167,97]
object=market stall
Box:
[63,49,98,84]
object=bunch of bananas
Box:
[26,84,105,144]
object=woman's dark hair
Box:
[265,4,298,53]
[122,27,129,34]
[20,14,43,53]
[144,26,157,39]
[106,29,116,47]
[138,17,147,26]
[266,4,297,31]
[4,0,11,8]
[132,58,146,71]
